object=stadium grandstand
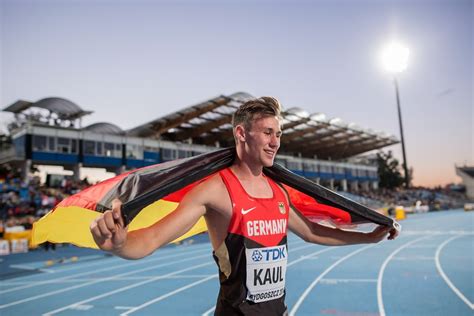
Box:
[456,166,474,200]
[0,93,469,256]
[1,92,398,193]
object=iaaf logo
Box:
[251,246,286,262]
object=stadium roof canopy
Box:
[457,167,474,178]
[84,122,125,135]
[3,97,93,121]
[127,92,399,160]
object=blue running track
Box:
[0,209,472,315]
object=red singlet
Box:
[213,168,290,316]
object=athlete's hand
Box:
[90,199,128,252]
[387,226,399,240]
[366,225,397,243]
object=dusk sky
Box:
[1,0,472,187]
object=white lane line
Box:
[39,254,118,273]
[111,274,215,280]
[123,243,324,316]
[202,306,216,316]
[284,239,307,250]
[289,244,374,316]
[120,275,217,315]
[393,256,435,261]
[2,274,216,285]
[0,245,208,295]
[0,252,210,310]
[115,306,134,310]
[9,264,39,270]
[377,236,429,316]
[320,278,377,284]
[69,304,93,311]
[0,280,89,286]
[402,230,474,236]
[200,245,335,315]
[40,247,206,274]
[42,261,213,316]
[435,235,474,310]
[288,238,306,244]
[8,265,55,275]
[120,240,310,316]
[9,264,57,274]
[289,243,318,252]
[6,240,300,288]
[287,247,335,267]
[1,245,208,293]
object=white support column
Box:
[350,180,359,192]
[361,181,369,191]
[341,179,348,192]
[372,181,379,190]
[73,162,82,181]
[22,159,32,183]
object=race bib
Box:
[245,244,287,303]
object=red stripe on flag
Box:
[54,170,135,211]
[283,184,352,224]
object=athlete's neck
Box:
[231,157,264,179]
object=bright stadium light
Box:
[381,41,410,73]
[380,40,411,188]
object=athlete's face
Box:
[245,115,282,167]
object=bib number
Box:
[245,245,287,303]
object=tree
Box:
[376,150,404,189]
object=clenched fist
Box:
[90,199,128,252]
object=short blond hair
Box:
[232,96,282,129]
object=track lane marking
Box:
[0,252,210,310]
[41,240,308,315]
[4,238,303,312]
[0,247,207,294]
[120,275,217,315]
[200,245,336,315]
[320,278,377,284]
[0,244,209,295]
[42,261,213,315]
[202,306,216,316]
[435,235,474,310]
[377,236,429,316]
[289,244,374,316]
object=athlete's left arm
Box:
[276,184,397,245]
[288,206,395,246]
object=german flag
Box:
[32,147,399,249]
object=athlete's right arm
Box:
[90,181,213,259]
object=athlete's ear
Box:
[235,124,246,143]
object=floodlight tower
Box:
[381,41,410,188]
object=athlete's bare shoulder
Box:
[190,172,231,216]
[190,172,225,194]
[204,172,226,188]
[170,172,229,221]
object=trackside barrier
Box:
[395,206,406,220]
[11,238,29,253]
[0,240,9,255]
[3,229,37,250]
[0,238,30,255]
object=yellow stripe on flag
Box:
[32,200,208,249]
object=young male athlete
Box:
[90,96,398,315]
